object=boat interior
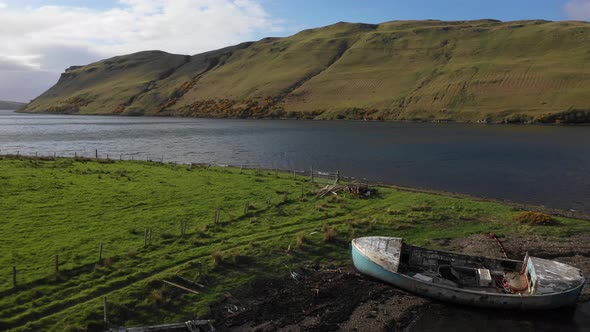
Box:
[399,244,531,294]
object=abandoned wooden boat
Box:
[351,236,585,309]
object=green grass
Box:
[0,156,588,331]
[22,20,590,123]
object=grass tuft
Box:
[211,250,224,267]
[513,211,554,225]
[295,232,307,249]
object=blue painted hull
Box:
[351,243,584,309]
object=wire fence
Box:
[0,150,368,292]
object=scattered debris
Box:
[107,319,215,332]
[162,279,200,295]
[209,265,428,331]
[316,181,374,198]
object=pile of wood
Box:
[317,181,373,198]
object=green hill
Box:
[0,100,26,110]
[22,20,590,123]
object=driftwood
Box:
[316,181,373,198]
[162,279,200,295]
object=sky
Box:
[1,0,589,102]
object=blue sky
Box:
[262,0,569,37]
[1,0,588,101]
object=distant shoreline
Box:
[13,109,590,126]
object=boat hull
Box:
[351,242,584,309]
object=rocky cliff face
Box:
[22,20,590,123]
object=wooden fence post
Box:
[95,149,98,159]
[74,152,77,158]
[103,296,108,327]
[12,266,16,288]
[214,209,219,225]
[180,221,187,237]
[310,166,314,183]
[98,243,103,264]
[336,170,340,184]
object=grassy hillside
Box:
[23,20,590,123]
[1,156,588,331]
[0,100,26,110]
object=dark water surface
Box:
[1,110,589,212]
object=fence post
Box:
[98,243,103,264]
[244,201,249,216]
[336,170,340,184]
[12,266,16,288]
[310,166,314,183]
[95,149,98,159]
[103,296,108,327]
[180,221,186,237]
[148,228,153,245]
[144,228,148,247]
[55,255,59,273]
[74,152,77,158]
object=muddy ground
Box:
[208,233,590,331]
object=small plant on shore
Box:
[198,224,209,237]
[127,248,138,259]
[512,211,554,225]
[411,203,432,212]
[322,224,337,242]
[150,288,168,306]
[295,232,307,249]
[229,250,247,265]
[211,250,223,267]
[103,257,113,268]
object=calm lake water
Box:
[1,110,589,212]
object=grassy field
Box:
[0,156,588,331]
[22,20,590,123]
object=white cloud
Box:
[564,0,590,21]
[0,0,280,101]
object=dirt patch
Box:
[209,265,429,331]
